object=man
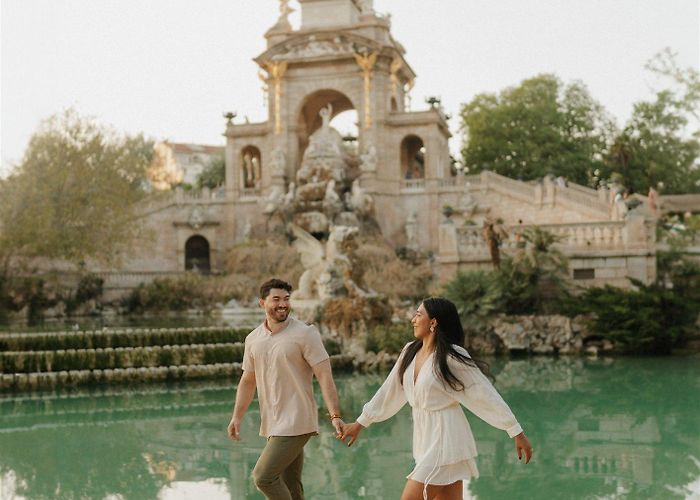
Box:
[227,278,344,499]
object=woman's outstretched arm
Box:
[341,344,411,446]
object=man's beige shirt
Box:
[242,316,329,437]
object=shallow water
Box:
[0,356,698,499]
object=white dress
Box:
[356,344,523,486]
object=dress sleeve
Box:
[449,352,523,438]
[356,345,410,427]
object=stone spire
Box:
[298,0,362,29]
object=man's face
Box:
[260,288,291,324]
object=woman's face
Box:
[411,303,434,340]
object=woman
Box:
[340,298,533,500]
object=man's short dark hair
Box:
[259,278,293,299]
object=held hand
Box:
[331,417,345,439]
[514,432,533,464]
[339,421,364,447]
[227,416,241,441]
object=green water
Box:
[0,356,698,499]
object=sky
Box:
[1,0,699,176]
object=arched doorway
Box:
[297,89,356,161]
[401,135,425,179]
[185,235,210,272]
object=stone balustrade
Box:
[456,221,628,257]
[401,179,425,191]
[95,271,188,289]
[240,186,261,198]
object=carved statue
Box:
[242,221,252,242]
[290,224,373,301]
[348,179,374,217]
[405,211,418,250]
[357,0,375,15]
[389,57,403,99]
[319,103,333,129]
[277,0,293,24]
[360,143,378,172]
[262,185,285,215]
[323,179,344,218]
[242,153,254,187]
[270,147,286,177]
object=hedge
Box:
[0,343,244,373]
[0,327,249,352]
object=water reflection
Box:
[0,357,697,499]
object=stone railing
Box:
[479,171,536,200]
[555,184,611,214]
[240,186,261,198]
[174,186,226,202]
[476,171,611,216]
[438,178,458,188]
[95,271,188,289]
[456,221,628,256]
[401,179,425,191]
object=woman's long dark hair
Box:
[398,297,491,391]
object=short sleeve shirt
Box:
[242,316,329,437]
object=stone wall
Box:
[467,314,613,355]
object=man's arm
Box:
[312,359,344,436]
[227,370,256,441]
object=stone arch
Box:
[401,135,425,179]
[296,89,356,161]
[240,145,262,189]
[185,235,210,272]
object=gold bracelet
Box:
[329,413,342,421]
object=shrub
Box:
[366,323,414,354]
[123,273,232,313]
[321,296,392,338]
[564,280,695,354]
[222,236,304,302]
[354,237,434,301]
[0,327,248,352]
[442,270,502,326]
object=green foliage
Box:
[123,273,229,313]
[600,50,700,194]
[0,343,244,373]
[566,280,695,354]
[366,323,414,354]
[0,327,248,352]
[443,227,570,321]
[460,74,613,185]
[442,270,501,323]
[196,154,225,189]
[0,276,62,322]
[0,109,155,266]
[64,273,104,315]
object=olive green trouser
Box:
[252,433,314,500]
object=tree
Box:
[459,74,614,185]
[196,153,225,189]
[0,109,155,272]
[601,50,700,194]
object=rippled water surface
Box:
[0,356,698,499]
